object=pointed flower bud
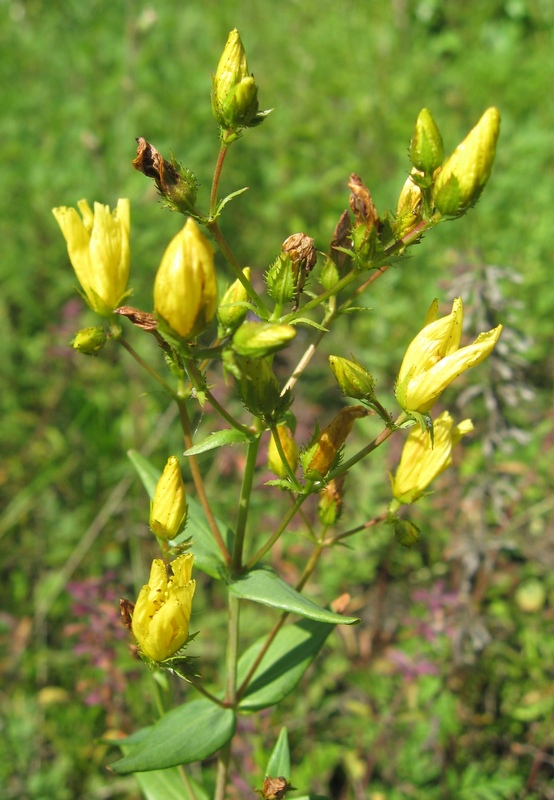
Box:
[149,456,187,541]
[409,108,444,174]
[71,326,107,356]
[232,321,296,358]
[217,268,251,335]
[132,138,198,214]
[329,355,376,401]
[131,554,195,663]
[391,411,474,505]
[154,218,218,339]
[212,29,267,131]
[307,406,368,477]
[432,107,500,216]
[52,199,131,316]
[394,170,423,239]
[268,425,299,478]
[395,297,502,414]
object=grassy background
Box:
[2,0,554,798]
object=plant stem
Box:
[328,511,388,544]
[232,436,261,571]
[116,336,177,397]
[214,592,241,800]
[282,306,336,394]
[176,394,232,566]
[184,359,253,436]
[245,490,311,570]
[210,141,230,216]
[327,424,395,480]
[206,219,268,317]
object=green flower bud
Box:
[232,321,296,358]
[432,107,500,217]
[217,268,251,335]
[329,355,376,401]
[391,516,421,548]
[149,456,187,541]
[514,580,546,613]
[266,253,297,304]
[409,109,444,174]
[71,326,107,356]
[211,29,268,131]
[236,356,291,422]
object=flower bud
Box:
[432,107,500,216]
[267,425,298,478]
[131,555,195,663]
[211,29,267,131]
[329,355,376,401]
[217,268,251,335]
[149,456,187,541]
[391,517,421,548]
[154,218,218,339]
[132,138,198,214]
[236,356,291,422]
[232,321,296,358]
[307,406,368,477]
[71,326,107,356]
[52,198,131,316]
[409,108,444,174]
[394,171,423,239]
[318,475,346,527]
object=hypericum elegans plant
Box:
[53,28,502,800]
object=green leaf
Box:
[215,185,249,216]
[291,317,329,332]
[228,566,359,624]
[127,449,161,500]
[238,618,334,711]
[110,699,236,774]
[266,726,290,779]
[183,428,252,456]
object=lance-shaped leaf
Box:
[265,726,291,779]
[238,618,334,711]
[229,566,359,624]
[110,699,236,774]
[183,428,252,456]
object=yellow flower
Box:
[391,411,474,505]
[131,555,195,663]
[149,456,187,541]
[52,199,130,316]
[395,297,502,414]
[154,218,218,339]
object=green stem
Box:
[327,424,395,480]
[280,268,357,323]
[185,359,252,436]
[214,592,241,800]
[206,219,268,317]
[176,394,232,566]
[328,511,388,544]
[245,489,311,570]
[232,436,261,571]
[116,336,176,397]
[281,306,336,394]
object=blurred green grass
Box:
[2,0,554,797]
